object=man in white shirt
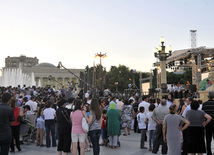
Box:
[138,95,150,115]
[25,96,38,126]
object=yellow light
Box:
[168,45,172,52]
[153,48,158,53]
[198,68,201,72]
[158,45,162,51]
[160,36,165,43]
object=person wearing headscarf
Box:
[106,102,121,149]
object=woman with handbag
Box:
[83,98,102,155]
[10,99,23,152]
[70,99,85,155]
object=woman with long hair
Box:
[10,99,22,152]
[177,99,186,115]
[36,104,45,146]
[83,98,102,155]
[70,99,85,155]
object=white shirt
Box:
[25,100,38,115]
[146,112,157,131]
[138,101,150,115]
[43,108,56,120]
[137,113,146,129]
[85,92,89,99]
[182,105,190,117]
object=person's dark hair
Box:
[156,98,161,104]
[162,95,168,100]
[90,98,101,120]
[30,96,35,100]
[139,106,145,113]
[208,91,214,99]
[37,104,45,118]
[135,96,139,102]
[68,97,75,103]
[2,93,12,103]
[188,97,193,103]
[191,100,199,110]
[57,98,67,107]
[124,99,129,105]
[128,99,133,105]
[142,95,148,101]
[198,100,202,105]
[179,99,184,108]
[111,97,116,101]
[23,97,28,102]
[74,99,82,111]
[149,104,155,111]
[105,100,109,106]
[45,101,52,108]
[23,105,30,110]
[160,99,166,106]
[84,103,90,112]
[10,99,16,109]
[149,98,156,104]
[103,109,107,115]
[169,104,177,114]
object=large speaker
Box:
[190,84,197,92]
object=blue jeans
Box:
[89,129,101,155]
[45,123,56,147]
[149,130,155,149]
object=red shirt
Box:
[101,115,107,129]
[13,107,21,126]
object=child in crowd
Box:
[137,106,147,149]
[36,104,45,147]
[145,104,156,151]
[100,109,108,146]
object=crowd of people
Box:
[0,85,214,155]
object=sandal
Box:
[123,134,127,136]
[99,143,104,146]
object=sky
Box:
[0,0,214,73]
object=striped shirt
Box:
[202,100,214,121]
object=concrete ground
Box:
[8,130,213,155]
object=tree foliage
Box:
[167,69,192,84]
[106,65,150,92]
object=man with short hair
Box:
[25,96,38,126]
[152,99,169,154]
[0,93,15,155]
[138,95,150,115]
[202,91,214,155]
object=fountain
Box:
[0,67,36,87]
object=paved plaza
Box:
[9,130,164,155]
[9,130,214,155]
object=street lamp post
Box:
[95,52,107,90]
[154,37,172,93]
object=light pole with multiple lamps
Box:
[154,37,172,93]
[95,52,107,90]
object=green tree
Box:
[106,65,149,92]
